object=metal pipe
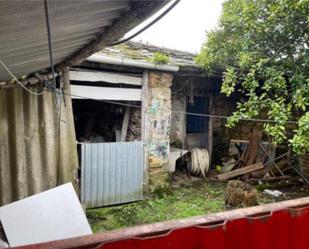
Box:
[87,54,179,72]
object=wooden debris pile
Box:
[216,128,296,182]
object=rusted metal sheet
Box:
[81,141,143,208]
[0,78,78,206]
[12,197,309,249]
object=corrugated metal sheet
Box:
[0,78,78,206]
[0,0,131,81]
[81,141,143,208]
[96,204,309,249]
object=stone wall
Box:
[170,93,186,148]
[126,107,141,141]
[212,94,261,139]
[210,94,262,164]
[145,71,173,192]
[169,85,260,165]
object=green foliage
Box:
[152,52,170,64]
[196,0,309,153]
[290,113,309,154]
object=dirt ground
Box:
[87,177,309,233]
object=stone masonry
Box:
[145,71,173,192]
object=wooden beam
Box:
[121,106,130,142]
[57,1,171,70]
[259,143,284,176]
[69,70,142,85]
[70,85,141,101]
[217,163,264,181]
[207,95,213,165]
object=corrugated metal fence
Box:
[0,76,78,206]
[80,142,144,208]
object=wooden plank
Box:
[121,106,130,142]
[207,95,213,165]
[69,70,142,85]
[243,128,263,166]
[70,85,141,101]
[217,163,264,181]
[260,143,284,176]
[230,139,250,144]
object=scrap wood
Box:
[248,168,268,178]
[120,106,130,142]
[269,158,291,175]
[242,128,263,166]
[260,143,285,176]
[245,176,300,184]
[221,158,238,173]
[287,161,309,185]
[217,163,264,181]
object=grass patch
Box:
[87,179,309,233]
[152,52,170,64]
[87,181,225,233]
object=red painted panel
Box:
[96,205,309,249]
[13,198,309,249]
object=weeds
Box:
[87,181,225,232]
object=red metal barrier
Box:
[97,207,309,249]
[14,197,309,249]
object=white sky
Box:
[127,0,225,54]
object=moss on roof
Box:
[98,41,197,67]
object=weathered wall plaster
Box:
[145,71,173,191]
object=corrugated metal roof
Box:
[0,0,169,82]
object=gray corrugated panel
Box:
[0,0,131,81]
[81,142,143,208]
[0,80,78,206]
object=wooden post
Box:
[182,95,187,150]
[208,95,213,166]
[120,106,130,142]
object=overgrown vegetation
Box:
[86,180,309,232]
[152,52,170,64]
[196,0,309,154]
[87,181,225,232]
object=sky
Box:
[127,0,225,54]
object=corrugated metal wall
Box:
[0,74,78,206]
[81,142,143,208]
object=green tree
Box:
[196,0,309,154]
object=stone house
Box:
[69,41,262,203]
[0,1,170,206]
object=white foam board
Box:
[0,183,92,247]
